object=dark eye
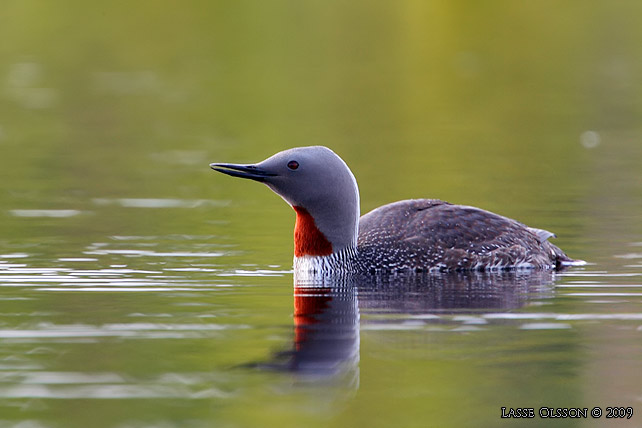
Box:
[287,160,299,170]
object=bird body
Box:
[211,146,582,274]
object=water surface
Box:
[1,1,642,427]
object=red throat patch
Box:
[293,206,333,257]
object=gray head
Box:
[210,146,360,253]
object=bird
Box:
[210,146,583,274]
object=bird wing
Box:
[358,199,553,271]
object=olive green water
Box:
[2,1,642,427]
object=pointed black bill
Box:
[210,163,277,182]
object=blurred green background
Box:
[1,1,642,427]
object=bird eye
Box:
[287,160,299,170]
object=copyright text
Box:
[501,407,633,419]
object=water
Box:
[2,1,642,427]
[1,241,642,428]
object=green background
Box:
[1,1,642,427]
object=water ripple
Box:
[92,198,228,209]
[0,254,29,259]
[0,322,247,340]
[217,269,291,277]
[9,210,82,218]
[84,249,224,258]
[0,384,228,399]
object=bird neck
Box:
[291,170,360,259]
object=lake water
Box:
[2,2,642,427]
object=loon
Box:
[210,146,582,274]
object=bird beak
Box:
[210,163,277,182]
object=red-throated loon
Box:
[211,146,583,274]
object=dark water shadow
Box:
[355,270,556,314]
[254,270,557,382]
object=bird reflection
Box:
[356,270,556,314]
[260,270,556,381]
[290,279,360,380]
